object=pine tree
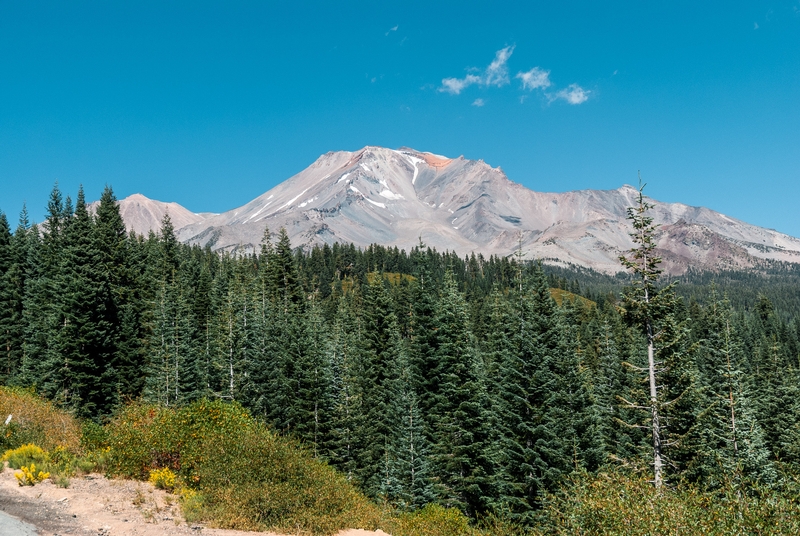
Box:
[619,179,696,487]
[586,305,644,464]
[21,186,67,391]
[690,294,775,488]
[357,274,407,497]
[144,214,197,406]
[427,270,494,516]
[51,187,117,417]
[496,264,602,522]
[327,294,366,481]
[291,289,333,458]
[751,333,800,467]
[212,258,254,402]
[1,208,32,384]
[408,244,439,418]
[114,231,151,400]
[246,228,308,432]
[0,211,15,382]
[384,348,436,509]
[92,186,129,407]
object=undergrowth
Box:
[528,470,800,535]
[105,400,386,534]
[0,386,81,452]
[6,387,800,535]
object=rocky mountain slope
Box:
[89,193,212,237]
[107,146,800,275]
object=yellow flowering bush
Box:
[3,443,48,469]
[149,467,177,491]
[15,463,50,486]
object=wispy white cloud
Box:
[517,66,589,105]
[551,84,590,105]
[516,67,551,90]
[485,46,514,86]
[439,47,590,106]
[385,25,398,36]
[754,22,759,29]
[440,74,482,95]
[439,46,515,94]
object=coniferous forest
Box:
[2,184,800,527]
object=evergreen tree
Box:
[0,212,15,382]
[1,208,32,383]
[586,305,644,464]
[291,290,333,458]
[51,187,116,417]
[408,244,439,417]
[496,265,602,523]
[21,185,68,390]
[751,334,800,467]
[114,231,151,400]
[92,186,128,406]
[357,274,406,497]
[619,180,701,488]
[619,181,677,488]
[690,295,775,488]
[144,214,198,406]
[427,270,494,516]
[384,348,436,509]
[327,294,366,481]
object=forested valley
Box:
[2,184,800,530]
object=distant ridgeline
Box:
[1,184,800,524]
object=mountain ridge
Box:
[101,146,800,275]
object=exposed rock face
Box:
[106,147,800,275]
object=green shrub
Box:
[105,400,382,535]
[46,445,78,476]
[80,420,108,451]
[531,469,800,536]
[388,504,475,536]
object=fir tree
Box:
[92,186,128,407]
[496,264,602,522]
[357,274,406,497]
[327,294,366,481]
[144,214,198,406]
[384,348,436,509]
[619,179,698,487]
[690,294,775,488]
[51,187,116,417]
[586,305,644,464]
[290,289,334,458]
[2,208,32,384]
[0,212,15,382]
[427,270,495,516]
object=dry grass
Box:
[0,386,81,453]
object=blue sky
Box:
[2,1,799,237]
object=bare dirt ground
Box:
[0,465,388,536]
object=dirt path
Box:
[0,465,388,536]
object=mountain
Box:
[89,193,212,238]
[111,147,800,274]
